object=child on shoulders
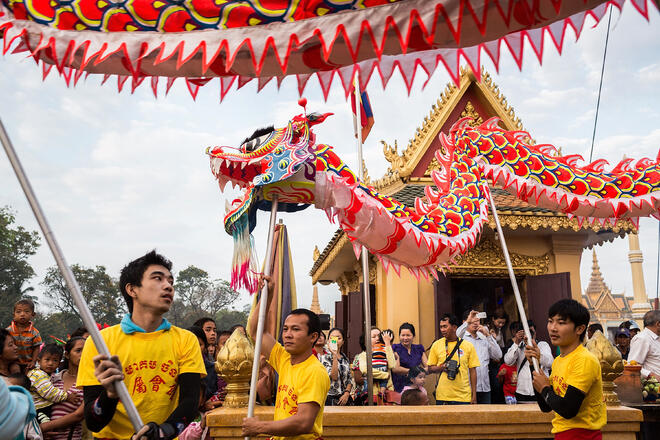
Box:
[6,299,42,372]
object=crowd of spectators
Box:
[3,293,660,439]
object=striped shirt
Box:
[372,343,388,369]
[28,368,69,410]
[45,371,83,440]
[7,321,42,365]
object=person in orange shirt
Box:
[6,299,42,371]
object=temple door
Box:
[434,272,453,339]
[526,272,572,344]
[335,298,347,332]
[346,291,363,359]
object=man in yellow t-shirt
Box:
[525,299,606,440]
[242,279,330,440]
[78,251,206,440]
[428,314,480,404]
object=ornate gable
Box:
[374,67,530,192]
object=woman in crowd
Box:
[391,323,427,393]
[313,331,329,360]
[40,337,85,440]
[352,327,396,405]
[0,328,20,382]
[320,328,353,406]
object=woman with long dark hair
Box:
[319,327,353,406]
[40,337,85,440]
[0,329,20,381]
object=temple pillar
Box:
[550,234,586,301]
[375,264,435,347]
[628,233,652,323]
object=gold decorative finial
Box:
[586,330,624,406]
[313,245,320,262]
[459,101,483,126]
[215,328,254,408]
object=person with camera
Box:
[457,310,502,404]
[503,320,553,403]
[427,314,480,405]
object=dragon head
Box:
[206,111,331,293]
[207,112,332,192]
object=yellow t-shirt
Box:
[268,343,330,440]
[77,325,206,440]
[428,337,480,402]
[549,344,606,434]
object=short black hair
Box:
[509,321,521,333]
[407,365,426,383]
[440,313,461,327]
[588,323,603,333]
[399,322,416,337]
[69,327,88,339]
[548,299,590,341]
[193,317,215,328]
[38,343,63,360]
[492,308,509,322]
[288,308,321,337]
[8,373,31,390]
[187,326,208,348]
[14,298,35,313]
[0,329,13,353]
[119,250,172,313]
[229,324,246,333]
[400,388,426,406]
[218,330,232,338]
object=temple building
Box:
[582,235,653,332]
[309,68,643,357]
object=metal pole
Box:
[486,183,540,371]
[245,195,279,439]
[353,76,374,405]
[0,117,144,431]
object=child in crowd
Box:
[6,373,43,440]
[371,330,389,397]
[400,388,428,406]
[6,299,42,371]
[497,362,518,404]
[401,365,427,399]
[178,384,210,440]
[28,344,79,423]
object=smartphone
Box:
[329,336,338,352]
[476,312,487,319]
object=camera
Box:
[445,359,459,380]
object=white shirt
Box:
[457,322,503,392]
[503,339,553,397]
[629,327,660,378]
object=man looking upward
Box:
[428,314,479,405]
[78,251,206,440]
[242,278,330,439]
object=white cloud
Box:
[1,2,659,322]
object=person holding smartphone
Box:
[319,328,353,406]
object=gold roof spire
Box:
[310,284,322,315]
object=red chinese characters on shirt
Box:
[551,375,569,396]
[276,384,299,415]
[125,359,178,397]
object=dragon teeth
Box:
[241,161,247,169]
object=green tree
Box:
[42,264,125,327]
[33,312,82,342]
[166,265,240,327]
[0,207,40,326]
[214,305,250,331]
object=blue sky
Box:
[1,3,659,321]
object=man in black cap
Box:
[615,328,631,360]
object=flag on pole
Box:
[351,90,375,142]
